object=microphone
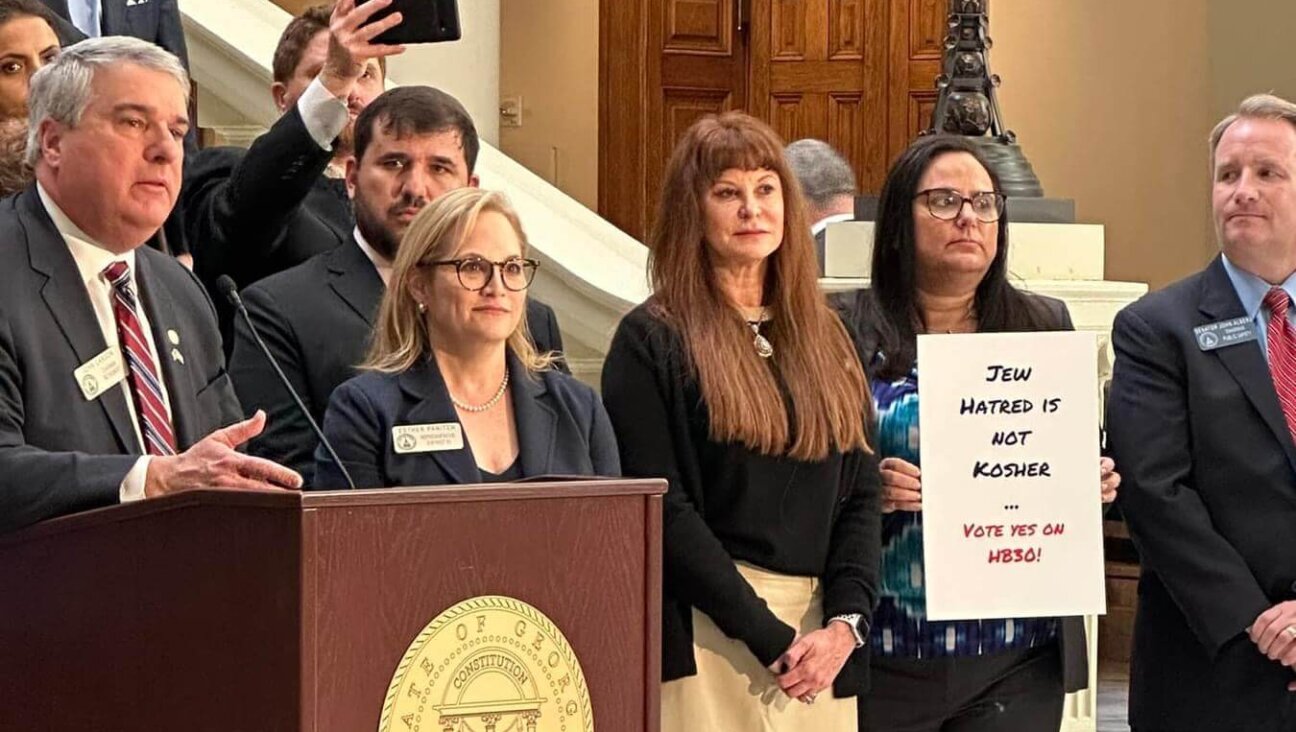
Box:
[216,275,357,491]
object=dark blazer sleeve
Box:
[1107,305,1272,656]
[229,283,318,483]
[602,312,796,667]
[315,378,384,490]
[0,316,138,534]
[182,108,333,285]
[153,0,190,68]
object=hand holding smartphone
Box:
[355,0,462,46]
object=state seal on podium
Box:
[378,595,594,732]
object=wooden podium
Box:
[0,480,664,731]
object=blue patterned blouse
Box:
[869,365,1057,658]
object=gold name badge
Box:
[392,423,465,454]
[379,595,594,732]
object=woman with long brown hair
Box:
[602,112,881,730]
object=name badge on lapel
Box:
[74,347,126,401]
[1193,317,1259,352]
[392,423,464,454]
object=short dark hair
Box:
[353,86,479,172]
[272,4,331,85]
[272,3,386,87]
[0,0,58,29]
[867,134,1053,380]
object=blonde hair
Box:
[1209,93,1296,172]
[363,188,554,373]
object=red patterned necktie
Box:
[102,261,177,456]
[1263,287,1296,445]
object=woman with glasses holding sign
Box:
[833,134,1120,731]
[314,187,619,489]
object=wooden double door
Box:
[600,0,948,240]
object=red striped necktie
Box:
[1263,287,1296,445]
[102,261,177,456]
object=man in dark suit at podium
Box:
[228,86,566,485]
[181,1,397,350]
[0,37,301,535]
[1108,94,1296,731]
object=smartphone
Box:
[356,0,461,46]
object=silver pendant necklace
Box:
[747,308,774,358]
[450,370,510,413]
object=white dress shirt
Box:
[37,184,173,502]
[353,227,393,287]
[298,77,352,152]
[811,212,856,238]
[67,0,102,38]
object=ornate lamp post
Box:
[928,0,1044,197]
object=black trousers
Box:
[858,643,1064,732]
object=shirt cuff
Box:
[119,456,152,503]
[296,76,350,151]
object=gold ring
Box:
[1284,625,1296,641]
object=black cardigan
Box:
[601,302,881,697]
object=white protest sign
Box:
[917,331,1106,621]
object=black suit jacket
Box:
[314,353,617,489]
[1108,256,1296,731]
[832,287,1091,694]
[39,0,189,65]
[0,187,241,534]
[182,106,350,351]
[228,238,567,485]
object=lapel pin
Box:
[171,348,184,365]
[167,329,180,346]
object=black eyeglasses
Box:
[423,256,540,292]
[915,188,1006,223]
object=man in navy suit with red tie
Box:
[1108,94,1296,731]
[0,37,301,536]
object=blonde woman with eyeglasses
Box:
[314,187,620,488]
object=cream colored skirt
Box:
[661,562,857,732]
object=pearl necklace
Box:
[450,370,510,413]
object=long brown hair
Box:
[363,188,553,374]
[649,112,870,460]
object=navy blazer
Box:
[314,354,619,489]
[0,187,242,534]
[1108,256,1296,731]
[229,237,568,485]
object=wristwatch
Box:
[828,613,867,649]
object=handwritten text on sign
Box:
[917,331,1106,621]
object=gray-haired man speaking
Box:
[0,36,301,535]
